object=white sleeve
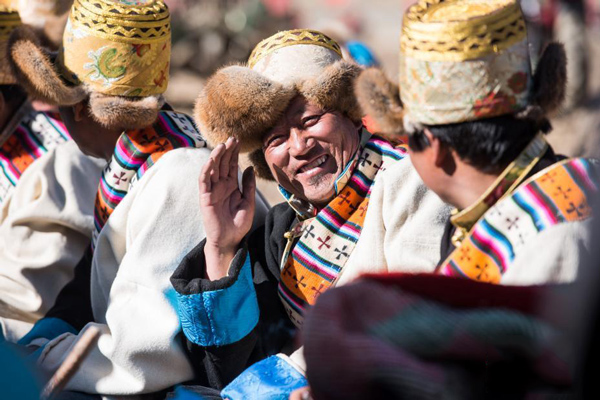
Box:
[0,141,103,341]
[34,148,212,395]
[501,220,591,285]
[341,159,450,284]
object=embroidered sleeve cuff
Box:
[17,318,77,346]
[221,355,308,400]
[175,249,259,347]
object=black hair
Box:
[0,84,27,107]
[408,114,550,174]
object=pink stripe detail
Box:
[16,127,45,158]
[523,185,556,226]
[99,179,124,204]
[471,228,508,271]
[279,284,305,310]
[572,159,597,191]
[292,247,337,281]
[348,173,369,192]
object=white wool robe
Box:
[340,158,451,283]
[0,141,103,341]
[30,147,268,395]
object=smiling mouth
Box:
[297,155,329,175]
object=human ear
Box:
[72,101,87,122]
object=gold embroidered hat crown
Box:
[195,29,363,180]
[6,0,171,129]
[0,3,21,85]
[355,0,567,136]
[401,0,531,126]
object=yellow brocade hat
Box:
[59,0,171,97]
[6,0,171,129]
[400,0,532,126]
[0,3,21,85]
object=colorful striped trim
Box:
[1,112,70,205]
[91,111,205,249]
[440,158,597,283]
[278,135,407,327]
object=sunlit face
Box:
[262,96,361,208]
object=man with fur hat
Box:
[0,2,103,342]
[6,0,268,396]
[355,0,597,284]
[170,29,448,398]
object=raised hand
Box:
[199,137,256,280]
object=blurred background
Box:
[163,0,600,205]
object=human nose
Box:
[288,129,314,157]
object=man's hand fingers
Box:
[199,158,214,194]
[220,137,235,179]
[229,139,240,178]
[210,143,226,183]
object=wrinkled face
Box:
[263,96,361,208]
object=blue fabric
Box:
[346,41,379,67]
[177,253,259,347]
[221,355,307,400]
[169,386,218,400]
[18,317,77,346]
[0,342,42,399]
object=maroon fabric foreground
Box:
[303,273,575,400]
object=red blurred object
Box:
[261,0,292,17]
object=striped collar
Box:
[450,133,549,246]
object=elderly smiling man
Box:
[170,30,448,398]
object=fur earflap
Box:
[88,93,163,130]
[195,65,296,152]
[530,42,567,115]
[7,25,86,106]
[300,60,363,123]
[248,149,274,180]
[354,68,404,136]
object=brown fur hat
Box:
[7,24,161,130]
[195,65,296,153]
[196,60,362,152]
[354,68,404,137]
[196,60,363,181]
[516,42,567,127]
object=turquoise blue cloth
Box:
[346,41,379,67]
[221,355,307,400]
[18,317,78,346]
[177,254,259,347]
[0,342,41,399]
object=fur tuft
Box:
[7,25,86,105]
[195,65,296,152]
[300,60,363,123]
[354,68,404,136]
[531,42,567,115]
[248,149,274,180]
[89,93,162,130]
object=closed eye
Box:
[301,114,323,128]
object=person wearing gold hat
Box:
[283,2,597,398]
[355,0,596,285]
[5,0,270,396]
[0,2,103,343]
[169,29,448,398]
